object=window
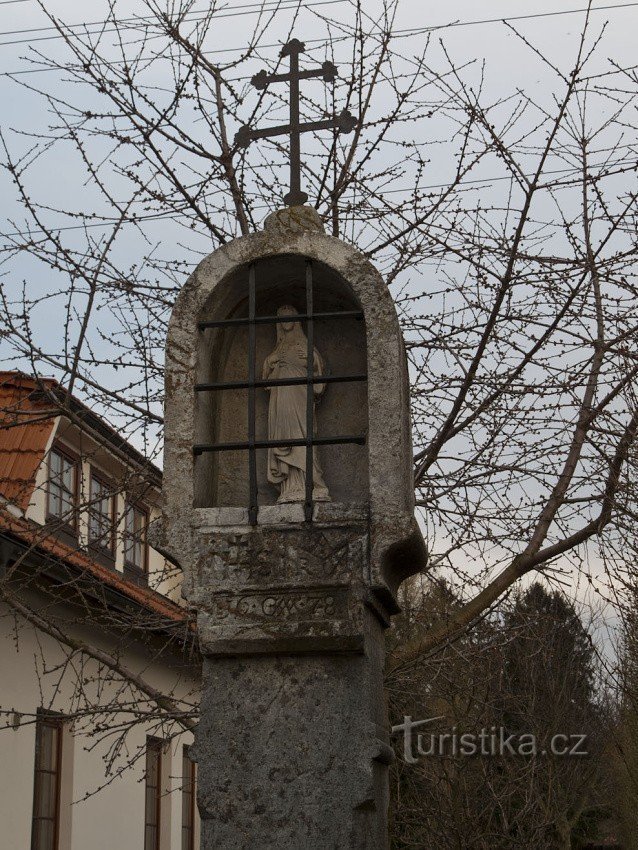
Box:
[124,503,148,574]
[144,737,163,850]
[47,447,78,528]
[31,712,64,850]
[181,746,196,850]
[88,471,114,555]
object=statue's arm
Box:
[313,348,326,396]
[262,353,275,384]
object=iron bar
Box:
[304,260,314,522]
[195,374,367,393]
[198,310,363,330]
[193,435,366,456]
[247,265,257,525]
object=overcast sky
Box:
[2,0,637,220]
[1,1,635,646]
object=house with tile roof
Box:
[0,372,201,850]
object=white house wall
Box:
[0,598,201,850]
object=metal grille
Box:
[194,258,367,524]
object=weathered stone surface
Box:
[159,206,428,849]
[193,608,390,850]
[263,204,324,236]
[193,523,366,587]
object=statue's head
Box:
[276,304,301,339]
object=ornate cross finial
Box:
[235,38,358,207]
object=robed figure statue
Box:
[262,305,331,503]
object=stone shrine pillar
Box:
[158,206,427,849]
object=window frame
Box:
[87,467,116,562]
[45,443,80,534]
[123,501,149,580]
[30,710,64,850]
[181,745,196,850]
[144,736,163,850]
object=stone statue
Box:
[262,305,331,503]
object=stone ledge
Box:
[194,501,368,530]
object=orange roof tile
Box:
[0,373,57,511]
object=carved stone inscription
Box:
[211,588,345,623]
[198,586,365,650]
[195,525,368,590]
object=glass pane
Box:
[89,485,112,546]
[50,452,60,477]
[33,818,54,850]
[144,739,162,850]
[34,773,57,820]
[182,787,192,828]
[61,459,74,494]
[60,489,74,512]
[125,505,145,568]
[145,785,157,817]
[38,724,57,771]
[49,451,76,521]
[144,825,157,850]
[32,720,61,850]
[48,488,61,517]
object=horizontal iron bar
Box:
[193,435,366,455]
[198,310,363,330]
[195,374,367,392]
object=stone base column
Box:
[193,611,392,850]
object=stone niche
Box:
[161,206,424,611]
[194,253,368,511]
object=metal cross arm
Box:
[235,112,357,146]
[251,60,337,90]
[234,38,358,207]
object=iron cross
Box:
[235,38,358,207]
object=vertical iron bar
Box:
[289,48,301,200]
[248,264,258,525]
[304,259,314,522]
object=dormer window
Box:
[124,503,148,581]
[88,471,114,560]
[46,446,79,530]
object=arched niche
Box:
[193,253,369,510]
